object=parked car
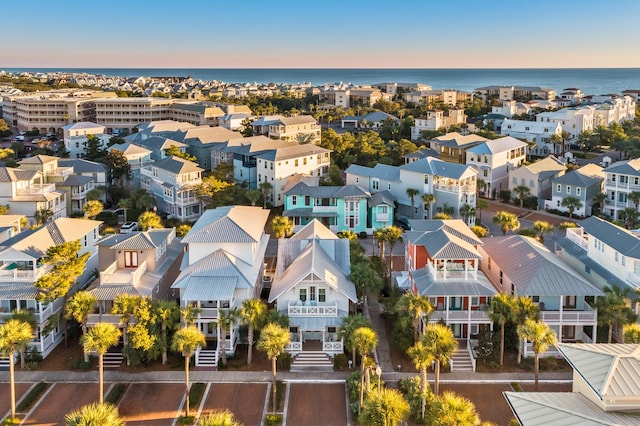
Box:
[120,222,139,234]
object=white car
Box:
[120,222,139,234]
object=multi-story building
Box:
[0,218,101,358]
[61,121,111,159]
[411,109,467,139]
[173,126,241,170]
[474,85,557,102]
[0,167,66,224]
[95,97,174,133]
[536,107,595,142]
[346,157,477,224]
[141,156,204,221]
[2,89,116,134]
[466,136,528,199]
[319,87,391,108]
[508,156,566,209]
[491,100,531,118]
[602,158,640,220]
[107,142,153,180]
[480,235,601,351]
[169,101,251,127]
[268,116,321,144]
[269,220,357,358]
[430,132,488,164]
[171,206,270,367]
[546,164,604,217]
[500,118,563,156]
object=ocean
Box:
[2,68,640,95]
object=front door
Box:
[450,297,462,310]
[124,251,138,268]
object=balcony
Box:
[430,309,490,323]
[87,313,125,327]
[288,301,338,317]
[140,167,154,178]
[99,260,148,287]
[312,205,338,214]
[565,228,588,250]
[177,196,199,205]
[0,262,43,281]
[16,183,57,196]
[538,303,597,324]
[49,167,74,178]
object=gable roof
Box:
[579,216,640,258]
[182,206,268,244]
[552,169,603,187]
[431,132,488,148]
[58,159,109,174]
[346,163,401,182]
[133,136,187,152]
[291,219,339,241]
[407,228,481,260]
[401,156,475,179]
[558,343,640,400]
[175,126,242,146]
[466,136,528,155]
[108,142,151,156]
[604,158,640,176]
[269,239,356,303]
[274,115,318,126]
[172,249,252,293]
[407,220,483,246]
[153,156,203,174]
[0,168,40,183]
[481,235,603,297]
[19,155,59,165]
[284,182,369,199]
[368,190,396,208]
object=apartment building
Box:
[319,87,392,108]
[404,89,473,106]
[500,118,562,156]
[536,107,595,141]
[268,115,321,143]
[466,136,527,199]
[411,109,467,140]
[95,97,174,133]
[602,158,640,220]
[474,85,557,102]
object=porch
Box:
[285,326,344,357]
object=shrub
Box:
[70,356,93,371]
[17,381,48,412]
[176,223,192,237]
[277,352,291,370]
[470,225,488,238]
[102,227,116,235]
[398,376,432,423]
[69,211,85,218]
[178,415,195,425]
[511,382,523,392]
[498,190,512,203]
[359,231,368,239]
[264,414,283,425]
[105,383,127,405]
[96,211,118,226]
[333,353,348,370]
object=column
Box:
[558,296,564,342]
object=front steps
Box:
[451,347,474,372]
[196,349,218,368]
[103,352,124,368]
[290,351,333,372]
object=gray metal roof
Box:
[368,190,395,208]
[134,136,187,152]
[552,169,602,188]
[345,163,401,182]
[466,136,527,155]
[284,182,369,199]
[554,237,622,288]
[154,156,203,174]
[408,228,481,260]
[89,285,140,301]
[181,276,237,301]
[504,391,640,426]
[60,175,94,187]
[290,220,339,241]
[579,216,640,258]
[400,156,474,180]
[58,159,109,174]
[412,268,497,297]
[0,283,39,299]
[604,158,640,176]
[182,206,268,244]
[481,235,603,297]
[172,249,252,291]
[408,220,484,247]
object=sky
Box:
[2,0,640,69]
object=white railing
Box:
[99,261,119,283]
[312,205,338,213]
[198,308,219,319]
[39,298,64,323]
[430,309,490,323]
[565,229,588,249]
[582,333,593,344]
[131,260,148,286]
[87,313,122,326]
[0,267,38,280]
[322,340,344,353]
[288,302,338,317]
[49,167,74,178]
[177,196,199,205]
[539,305,597,323]
[286,341,302,353]
[467,339,476,372]
[140,167,154,177]
[16,183,56,195]
[376,213,390,222]
[523,342,559,358]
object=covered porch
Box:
[285,315,344,356]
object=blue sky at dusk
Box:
[2,0,639,68]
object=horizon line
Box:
[2,66,640,70]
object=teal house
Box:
[283,182,370,234]
[368,191,396,230]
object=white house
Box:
[62,122,111,159]
[536,107,595,142]
[269,220,357,358]
[0,218,101,359]
[602,158,640,220]
[140,156,204,221]
[466,136,527,199]
[411,109,467,139]
[171,206,270,367]
[500,118,562,156]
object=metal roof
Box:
[181,276,237,301]
[89,285,140,301]
[368,190,395,208]
[408,219,484,247]
[182,206,268,244]
[284,182,369,199]
[400,156,474,180]
[0,283,39,299]
[345,163,401,182]
[172,249,253,291]
[604,158,640,176]
[466,136,527,155]
[153,156,203,174]
[412,268,497,297]
[408,228,481,260]
[481,235,603,297]
[504,392,640,426]
[290,220,338,241]
[578,216,640,258]
[552,169,602,187]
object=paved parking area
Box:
[442,383,514,425]
[118,383,184,425]
[0,382,32,419]
[22,382,97,426]
[200,383,267,426]
[286,383,348,426]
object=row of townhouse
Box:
[404,89,474,107]
[400,219,601,364]
[346,156,478,225]
[0,156,108,224]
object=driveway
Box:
[118,383,184,425]
[200,383,267,426]
[0,382,32,419]
[22,382,97,426]
[286,383,348,426]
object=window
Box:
[557,184,562,192]
[511,283,515,295]
[484,155,488,163]
[471,297,479,306]
[566,185,571,194]
[564,296,577,309]
[309,286,316,301]
[483,170,488,177]
[299,288,307,302]
[372,179,379,190]
[424,175,429,184]
[124,251,138,268]
[487,258,491,271]
[295,159,299,167]
[622,256,627,266]
[615,252,619,262]
[319,288,326,303]
[532,296,540,303]
[292,195,297,206]
[576,187,581,196]
[303,157,307,165]
[388,184,391,190]
[512,177,517,184]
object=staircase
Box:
[450,347,474,372]
[195,349,218,368]
[103,352,124,369]
[0,355,13,371]
[290,351,333,372]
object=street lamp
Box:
[375,365,382,394]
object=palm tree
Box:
[112,294,139,364]
[65,402,124,426]
[198,410,242,426]
[429,391,481,426]
[488,293,516,366]
[407,338,434,420]
[383,226,404,278]
[596,284,637,343]
[118,198,132,223]
[155,300,179,365]
[621,207,640,229]
[218,307,239,366]
[82,323,121,404]
[270,215,293,239]
[512,185,531,208]
[246,189,262,206]
[577,129,593,151]
[422,193,435,219]
[513,296,539,364]
[628,191,640,211]
[359,388,410,426]
[406,188,420,219]
[475,198,489,224]
[396,292,433,343]
[492,211,520,235]
[561,196,583,219]
[65,290,97,362]
[532,220,554,243]
[624,323,640,343]
[353,326,378,414]
[592,192,606,218]
[9,310,36,369]
[82,200,104,219]
[459,204,476,225]
[423,324,457,395]
[257,323,290,414]
[130,188,154,211]
[517,319,557,391]
[172,325,206,418]
[240,298,266,365]
[0,319,33,421]
[338,314,371,367]
[181,304,201,327]
[259,181,272,208]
